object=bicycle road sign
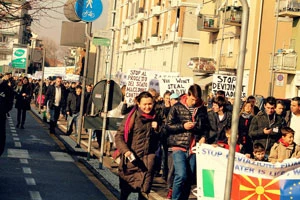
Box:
[75,0,103,22]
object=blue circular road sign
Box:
[75,0,103,22]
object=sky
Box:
[31,0,110,46]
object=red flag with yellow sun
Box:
[231,174,280,200]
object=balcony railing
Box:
[224,6,242,26]
[197,14,219,32]
[272,51,297,71]
[0,42,13,55]
[151,6,161,16]
[278,0,300,17]
[219,54,238,69]
[190,57,216,73]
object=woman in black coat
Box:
[15,77,32,129]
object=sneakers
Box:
[166,188,172,199]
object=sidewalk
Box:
[30,104,173,200]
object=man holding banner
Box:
[165,84,209,200]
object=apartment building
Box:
[0,0,32,73]
[114,0,201,78]
[197,0,300,98]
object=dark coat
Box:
[44,85,66,109]
[165,101,209,149]
[0,80,14,118]
[238,114,254,154]
[207,110,232,144]
[15,83,32,110]
[66,92,81,115]
[249,111,284,154]
[115,109,160,193]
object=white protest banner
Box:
[159,77,193,96]
[44,67,66,79]
[125,69,149,104]
[195,144,300,200]
[125,69,179,104]
[212,74,248,98]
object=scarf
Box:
[124,106,137,142]
[278,138,290,147]
[138,107,156,122]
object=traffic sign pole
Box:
[76,22,92,148]
[99,0,117,170]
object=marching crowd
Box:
[0,73,300,200]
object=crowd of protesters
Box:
[115,83,300,200]
[1,72,300,200]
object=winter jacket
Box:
[165,96,209,149]
[207,110,232,144]
[44,84,66,109]
[268,141,300,163]
[115,109,160,193]
[238,113,254,154]
[66,92,81,115]
[14,83,32,110]
[249,111,284,154]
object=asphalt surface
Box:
[29,104,197,200]
[0,108,117,200]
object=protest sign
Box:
[212,74,248,98]
[125,69,179,104]
[159,77,193,96]
[195,144,300,200]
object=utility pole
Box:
[224,0,249,199]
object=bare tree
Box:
[0,0,66,28]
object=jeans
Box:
[172,150,196,200]
[67,113,80,134]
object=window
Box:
[0,35,8,43]
[0,54,7,60]
[227,37,234,57]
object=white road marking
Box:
[10,130,17,133]
[29,191,42,200]
[12,134,18,137]
[7,149,29,158]
[20,159,29,164]
[14,142,22,148]
[23,167,32,174]
[25,178,36,185]
[13,137,20,141]
[50,152,74,162]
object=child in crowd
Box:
[215,127,240,152]
[252,143,268,162]
[268,127,300,163]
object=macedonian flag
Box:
[231,174,300,200]
[231,174,280,200]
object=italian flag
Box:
[201,169,226,199]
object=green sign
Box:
[12,48,27,69]
[92,37,111,46]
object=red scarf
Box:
[278,138,290,147]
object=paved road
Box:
[0,108,116,200]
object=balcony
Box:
[136,12,145,21]
[272,50,297,71]
[151,6,161,16]
[219,54,238,70]
[278,0,300,17]
[224,6,242,26]
[169,0,181,7]
[197,14,219,32]
[123,18,131,27]
[149,36,160,46]
[0,42,13,55]
[190,57,216,74]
